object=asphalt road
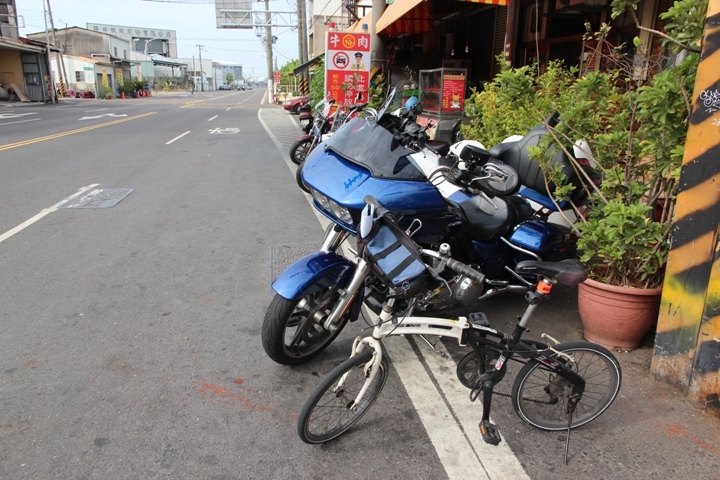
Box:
[0,92,450,479]
[1,92,717,479]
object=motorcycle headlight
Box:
[310,190,352,223]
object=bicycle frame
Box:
[343,279,587,436]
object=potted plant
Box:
[461,0,706,350]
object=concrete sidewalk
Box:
[442,282,720,479]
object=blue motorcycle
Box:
[262,91,593,365]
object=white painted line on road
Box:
[388,337,530,480]
[0,184,100,244]
[0,118,41,126]
[166,131,191,144]
[85,108,108,112]
[208,115,219,121]
[226,108,231,111]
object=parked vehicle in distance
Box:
[238,85,245,90]
[246,85,252,90]
[219,84,231,90]
[283,96,309,114]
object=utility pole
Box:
[197,45,204,92]
[296,0,308,94]
[192,55,196,91]
[265,0,273,103]
[45,0,67,95]
[42,0,57,102]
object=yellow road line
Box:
[0,112,158,151]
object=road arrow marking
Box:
[0,112,38,120]
[79,113,128,120]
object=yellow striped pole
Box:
[651,0,720,412]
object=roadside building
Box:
[26,26,134,98]
[0,0,54,102]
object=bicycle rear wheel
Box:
[298,350,388,444]
[511,341,621,431]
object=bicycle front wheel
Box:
[511,341,621,431]
[298,350,388,444]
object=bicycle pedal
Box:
[468,312,489,327]
[479,420,502,446]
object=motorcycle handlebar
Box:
[421,249,485,284]
[363,195,394,221]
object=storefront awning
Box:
[0,37,47,54]
[458,0,508,6]
[150,56,187,67]
[376,0,433,37]
[293,53,324,76]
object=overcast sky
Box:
[17,0,301,79]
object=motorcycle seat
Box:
[489,124,600,210]
[449,194,518,241]
[428,140,450,157]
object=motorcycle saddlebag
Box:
[359,217,427,299]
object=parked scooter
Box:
[298,103,313,134]
[263,85,596,365]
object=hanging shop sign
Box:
[324,31,371,106]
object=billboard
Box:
[86,23,177,57]
[215,0,254,29]
[324,31,371,106]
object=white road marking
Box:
[226,108,231,111]
[208,127,240,134]
[84,108,108,112]
[79,113,128,120]
[0,112,38,120]
[387,337,530,480]
[166,131,191,144]
[0,184,100,244]
[0,118,41,126]
[208,115,218,121]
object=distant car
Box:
[219,84,231,90]
[283,95,309,114]
[246,85,252,90]
[238,85,245,90]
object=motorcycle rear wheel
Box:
[262,289,350,365]
[290,137,313,165]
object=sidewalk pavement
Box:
[441,282,720,478]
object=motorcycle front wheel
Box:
[262,287,350,365]
[296,160,310,193]
[290,137,313,165]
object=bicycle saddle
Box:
[514,259,588,285]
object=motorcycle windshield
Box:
[322,117,425,180]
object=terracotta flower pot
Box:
[578,277,661,351]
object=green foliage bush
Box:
[459,0,707,289]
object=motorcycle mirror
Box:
[359,203,375,238]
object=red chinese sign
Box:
[325,32,371,106]
[441,73,466,112]
[273,71,280,84]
